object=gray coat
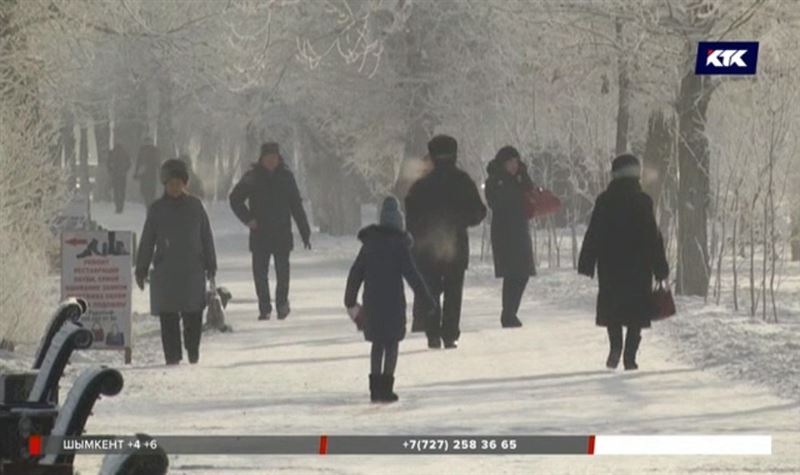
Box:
[135,194,217,315]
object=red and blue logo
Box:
[695,41,759,75]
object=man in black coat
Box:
[485,146,536,328]
[229,142,311,320]
[578,154,669,370]
[405,135,487,349]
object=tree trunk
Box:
[296,121,360,236]
[94,120,111,202]
[731,192,739,311]
[197,129,218,198]
[675,71,713,297]
[791,207,800,261]
[78,127,90,199]
[614,19,631,155]
[392,21,437,202]
[62,125,76,191]
[157,77,176,160]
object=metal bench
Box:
[1,299,88,406]
[0,322,93,460]
[34,298,88,370]
[38,366,124,467]
[0,367,123,474]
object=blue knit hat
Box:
[379,196,404,231]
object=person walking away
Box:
[229,142,312,321]
[485,146,536,328]
[135,159,217,365]
[405,135,487,349]
[345,196,436,402]
[578,154,669,370]
[107,145,131,213]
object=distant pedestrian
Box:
[107,145,131,213]
[135,159,217,365]
[229,142,311,321]
[485,146,536,328]
[134,138,161,209]
[578,154,669,370]
[345,196,435,402]
[405,135,487,349]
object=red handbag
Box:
[525,187,562,219]
[651,282,676,320]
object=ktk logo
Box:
[706,49,747,68]
[695,41,758,75]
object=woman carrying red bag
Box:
[485,146,537,328]
[578,154,669,370]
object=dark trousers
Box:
[370,341,399,375]
[252,250,290,315]
[420,265,465,342]
[111,174,127,212]
[607,325,642,356]
[159,312,202,364]
[501,276,529,323]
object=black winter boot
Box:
[623,328,641,371]
[381,375,399,403]
[277,303,291,320]
[606,349,622,369]
[369,374,381,402]
[501,315,523,328]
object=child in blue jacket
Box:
[345,196,435,402]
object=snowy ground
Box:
[7,200,800,474]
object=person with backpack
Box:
[345,196,435,402]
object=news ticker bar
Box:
[28,435,772,456]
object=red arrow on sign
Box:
[65,238,88,246]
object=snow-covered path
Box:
[69,203,799,474]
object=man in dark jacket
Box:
[135,159,217,365]
[578,154,669,370]
[229,142,312,320]
[134,138,161,209]
[107,145,131,213]
[405,135,487,349]
[485,146,536,328]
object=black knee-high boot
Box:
[606,325,623,369]
[370,342,384,402]
[624,326,642,370]
[381,375,399,403]
[380,342,399,402]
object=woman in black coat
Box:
[135,159,217,365]
[578,154,669,370]
[345,196,435,403]
[485,146,536,328]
